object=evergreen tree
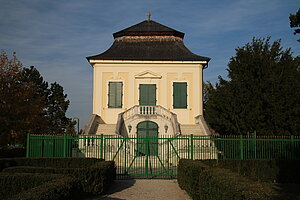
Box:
[205,38,300,135]
[22,66,49,101]
[21,66,49,133]
[47,82,70,135]
[66,120,76,136]
[21,66,72,135]
[290,8,300,41]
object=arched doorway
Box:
[137,121,158,156]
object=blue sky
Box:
[1,0,299,128]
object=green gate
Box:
[104,135,189,179]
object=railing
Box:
[27,134,300,160]
[26,134,300,178]
[123,105,173,120]
[118,105,181,135]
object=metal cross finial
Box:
[147,12,151,21]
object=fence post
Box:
[291,135,295,159]
[146,138,149,177]
[63,133,67,157]
[124,138,127,173]
[254,131,257,159]
[100,134,104,159]
[26,133,30,158]
[190,134,194,160]
[240,135,244,160]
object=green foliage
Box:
[0,52,46,145]
[0,173,80,200]
[20,66,49,133]
[178,159,300,200]
[196,168,277,200]
[0,51,72,146]
[22,66,71,135]
[276,160,300,183]
[3,162,116,195]
[47,82,70,135]
[205,38,300,135]
[0,157,102,171]
[289,8,300,41]
[66,120,76,135]
[201,159,300,183]
[202,159,279,182]
[177,159,209,199]
[9,176,81,200]
[0,158,115,195]
[0,147,25,158]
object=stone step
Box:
[180,124,204,136]
[96,124,116,135]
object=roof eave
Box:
[88,59,209,65]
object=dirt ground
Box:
[87,179,191,200]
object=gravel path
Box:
[87,179,191,200]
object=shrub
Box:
[8,176,82,200]
[197,168,278,200]
[275,160,300,183]
[177,159,209,199]
[0,147,26,158]
[201,159,300,183]
[3,159,116,195]
[178,159,299,200]
[0,157,102,171]
[0,173,80,200]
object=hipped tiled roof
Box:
[87,20,210,62]
[113,20,185,38]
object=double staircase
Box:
[83,106,211,136]
[116,105,181,136]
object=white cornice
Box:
[89,59,208,65]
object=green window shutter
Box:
[139,84,148,106]
[108,82,122,108]
[173,82,187,109]
[139,84,156,106]
[148,84,156,106]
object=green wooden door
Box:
[137,121,158,156]
[139,84,156,106]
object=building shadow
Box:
[105,179,136,195]
[100,197,126,200]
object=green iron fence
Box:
[26,133,300,179]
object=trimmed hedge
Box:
[201,159,300,183]
[0,157,102,172]
[196,168,280,200]
[177,159,209,199]
[177,159,298,200]
[0,148,26,158]
[9,176,81,200]
[2,159,115,195]
[0,173,81,200]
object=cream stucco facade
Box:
[90,60,207,125]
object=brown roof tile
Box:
[87,20,210,62]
